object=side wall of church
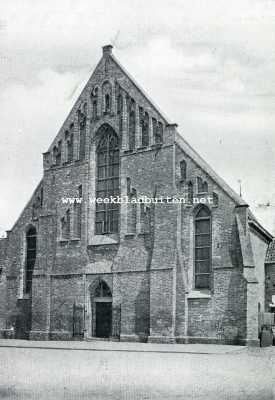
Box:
[265,263,275,311]
[249,228,269,312]
[174,144,248,344]
[0,238,8,329]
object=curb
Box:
[0,342,247,355]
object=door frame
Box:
[92,297,112,337]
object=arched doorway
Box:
[92,280,112,338]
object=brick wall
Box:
[0,47,267,345]
[250,228,269,311]
[265,263,275,310]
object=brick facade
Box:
[0,45,272,345]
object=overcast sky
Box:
[0,0,275,236]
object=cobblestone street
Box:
[0,341,274,399]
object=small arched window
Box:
[65,127,74,163]
[213,192,219,207]
[128,100,135,150]
[141,111,149,147]
[74,185,82,238]
[197,177,208,193]
[180,160,187,181]
[152,118,157,142]
[53,141,62,166]
[25,226,37,295]
[117,93,123,115]
[127,188,137,233]
[102,81,112,114]
[61,209,71,240]
[194,206,211,289]
[187,181,193,204]
[117,93,123,134]
[156,121,163,144]
[92,100,97,119]
[140,203,150,234]
[78,108,86,161]
[105,94,110,113]
[91,87,98,120]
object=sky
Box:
[0,0,275,236]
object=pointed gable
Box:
[43,44,260,213]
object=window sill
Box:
[89,234,119,246]
[51,164,62,169]
[19,293,31,300]
[188,290,211,299]
[124,233,135,239]
[62,161,73,166]
[151,143,163,148]
[58,239,80,247]
[74,159,87,165]
[137,146,148,151]
[70,238,80,244]
[59,239,69,244]
[123,149,134,154]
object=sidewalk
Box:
[0,338,247,354]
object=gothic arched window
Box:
[95,126,119,234]
[117,93,123,115]
[213,192,219,207]
[127,187,137,234]
[156,121,163,144]
[102,81,112,114]
[187,181,193,204]
[65,127,74,163]
[53,141,62,166]
[25,226,37,295]
[91,87,98,120]
[74,185,82,238]
[180,160,187,181]
[141,111,149,147]
[61,209,71,240]
[117,93,123,135]
[197,177,208,193]
[105,94,110,113]
[194,206,211,289]
[128,99,135,151]
[78,107,86,161]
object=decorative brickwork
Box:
[0,45,272,345]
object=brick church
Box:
[0,45,273,345]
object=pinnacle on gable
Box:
[102,44,113,56]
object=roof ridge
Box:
[110,53,171,124]
[175,131,247,206]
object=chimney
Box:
[102,44,113,56]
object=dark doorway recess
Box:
[96,302,112,338]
